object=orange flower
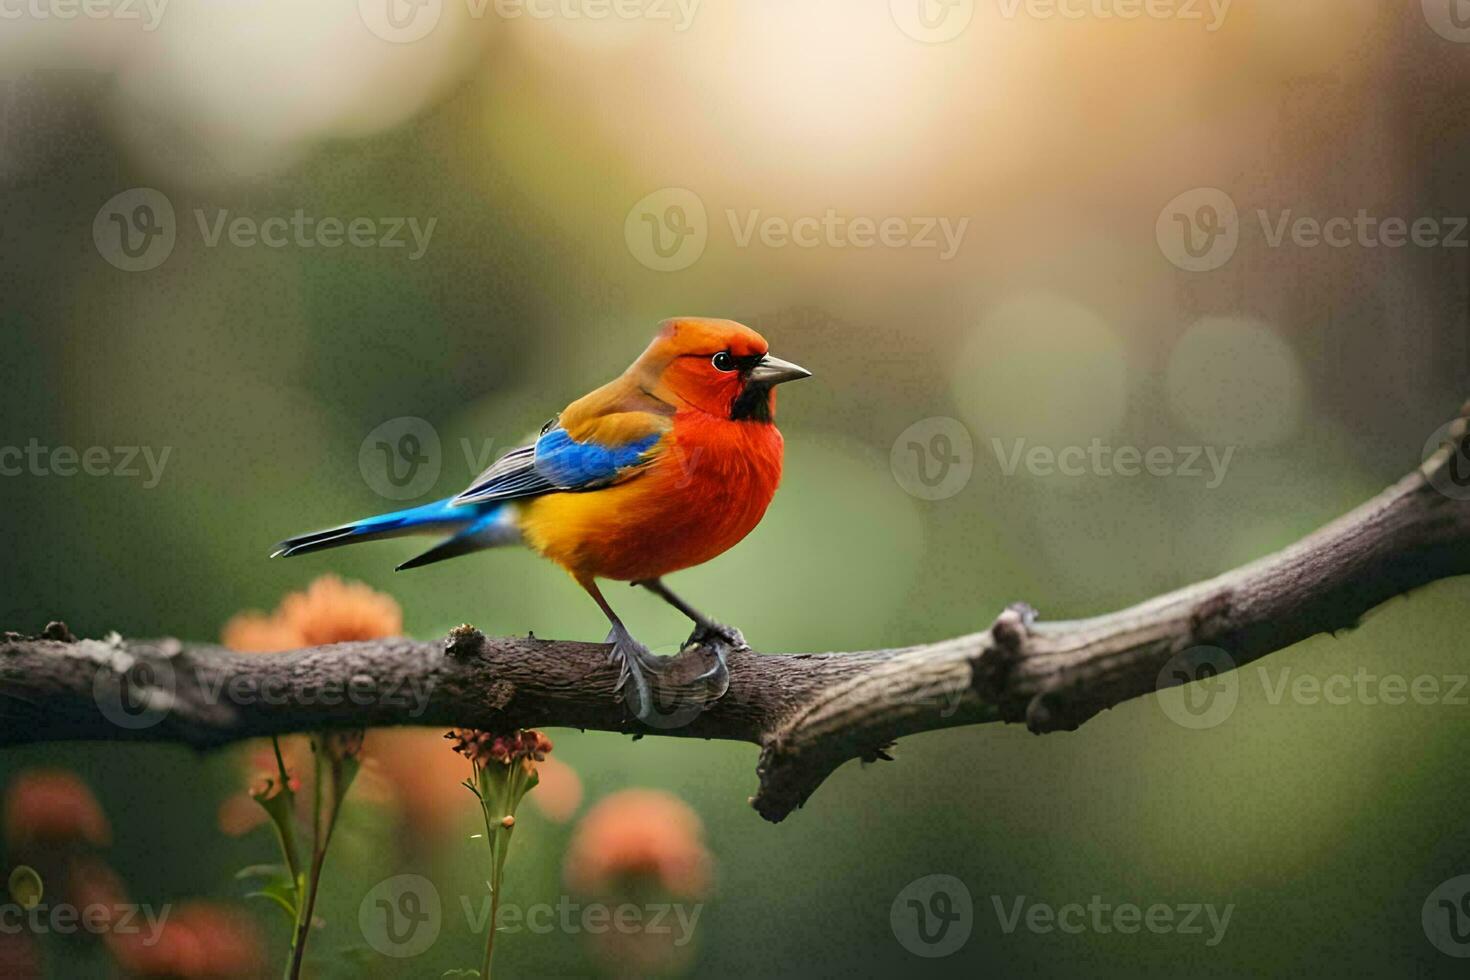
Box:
[357,729,475,842]
[277,575,402,647]
[108,902,265,979]
[216,614,302,655]
[565,790,711,977]
[219,576,397,836]
[4,770,111,850]
[527,756,583,824]
[222,574,402,653]
[563,790,712,899]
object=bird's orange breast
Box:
[516,413,784,583]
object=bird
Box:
[271,317,810,724]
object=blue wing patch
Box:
[534,428,662,488]
[452,425,663,506]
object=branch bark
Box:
[3,403,1468,823]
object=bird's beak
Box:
[748,353,812,386]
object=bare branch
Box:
[3,403,1468,823]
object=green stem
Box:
[286,737,355,980]
[478,766,501,980]
[482,847,500,980]
[289,848,327,979]
[268,736,303,891]
[478,763,524,980]
[284,745,325,980]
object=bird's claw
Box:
[605,623,660,696]
[682,620,745,653]
[603,622,730,728]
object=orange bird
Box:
[272,318,810,721]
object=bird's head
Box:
[631,317,811,423]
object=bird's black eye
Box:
[711,351,736,372]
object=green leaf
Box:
[238,862,301,925]
[7,865,42,910]
[244,876,299,922]
[252,737,304,896]
[234,863,290,881]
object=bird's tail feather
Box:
[271,497,504,559]
[395,509,522,571]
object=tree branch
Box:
[3,403,1468,823]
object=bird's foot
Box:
[604,621,660,692]
[682,620,746,654]
[604,622,728,729]
[676,620,742,697]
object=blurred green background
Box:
[3,1,1470,976]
